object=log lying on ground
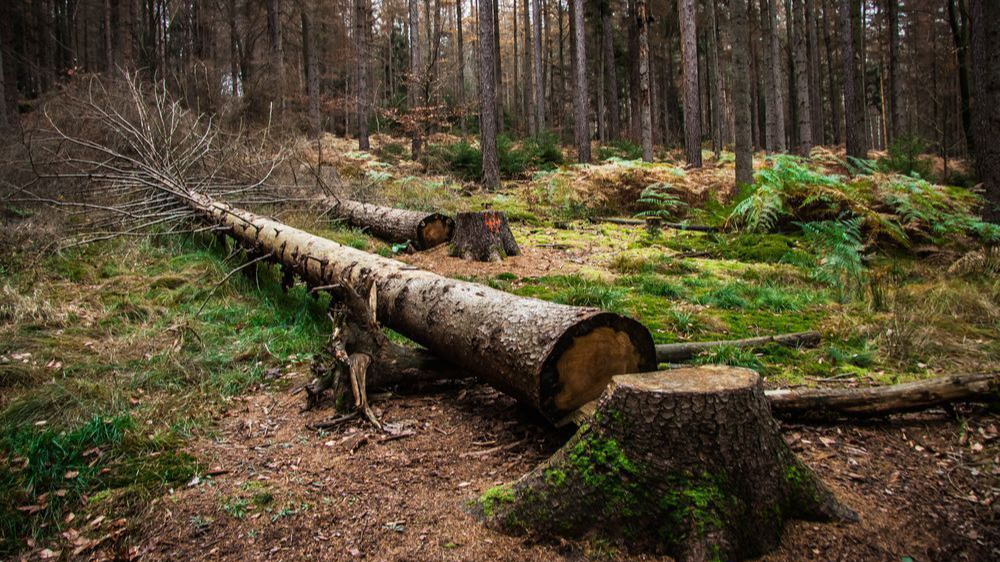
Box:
[449,210,521,262]
[590,216,719,232]
[656,331,821,363]
[189,192,656,421]
[472,367,855,561]
[765,373,999,420]
[323,197,454,250]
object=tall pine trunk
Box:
[731,0,753,185]
[760,0,785,152]
[409,0,423,158]
[806,0,824,145]
[841,0,867,158]
[302,3,321,135]
[947,0,974,154]
[355,0,371,150]
[792,0,813,154]
[572,0,590,163]
[637,0,652,161]
[479,0,500,188]
[456,0,466,134]
[822,0,841,144]
[601,4,618,141]
[679,0,702,166]
[532,0,546,132]
[970,0,999,222]
[705,0,723,158]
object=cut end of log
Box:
[544,312,657,416]
[416,214,455,249]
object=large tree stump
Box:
[449,210,521,262]
[472,366,856,561]
[325,198,454,250]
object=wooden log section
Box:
[472,367,855,561]
[766,373,999,420]
[324,197,455,250]
[188,192,656,421]
[656,331,821,363]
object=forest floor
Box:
[1,135,998,561]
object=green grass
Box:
[0,233,332,555]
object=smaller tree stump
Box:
[471,366,856,562]
[449,211,521,262]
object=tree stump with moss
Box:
[471,366,856,561]
[449,211,521,262]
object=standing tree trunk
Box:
[970,0,1000,222]
[449,211,521,261]
[266,0,285,109]
[520,0,532,134]
[0,23,8,129]
[104,0,114,71]
[532,0,546,132]
[841,0,867,158]
[947,0,974,155]
[886,0,900,143]
[456,0,466,134]
[637,0,653,161]
[805,0,824,145]
[572,0,591,163]
[479,0,500,188]
[705,0,723,158]
[601,4,620,141]
[732,0,753,186]
[409,0,423,158]
[228,0,239,97]
[679,0,702,167]
[822,0,841,144]
[792,0,813,155]
[763,0,786,152]
[473,368,855,561]
[355,0,371,150]
[302,2,321,135]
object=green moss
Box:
[544,468,567,488]
[658,472,734,539]
[478,484,515,518]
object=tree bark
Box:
[970,0,999,222]
[731,0,754,186]
[479,0,500,188]
[805,0,824,145]
[474,367,855,561]
[947,0,974,155]
[886,0,900,143]
[705,0,723,158]
[821,0,841,145]
[656,331,821,363]
[0,23,8,129]
[409,0,424,158]
[841,0,867,159]
[266,0,285,108]
[679,0,702,167]
[601,5,619,141]
[323,198,454,250]
[572,0,590,163]
[792,0,813,155]
[457,0,466,134]
[355,0,371,150]
[301,2,321,136]
[186,193,655,421]
[637,0,653,162]
[763,0,786,152]
[766,373,1000,420]
[449,211,521,261]
[532,0,545,132]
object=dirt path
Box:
[131,373,998,562]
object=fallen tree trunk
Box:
[765,373,999,420]
[590,216,719,232]
[656,331,821,363]
[188,192,656,421]
[323,197,454,250]
[473,367,855,560]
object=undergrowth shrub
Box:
[425,132,564,181]
[799,218,867,302]
[634,183,688,221]
[596,139,643,161]
[877,136,934,179]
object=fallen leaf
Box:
[64,470,79,479]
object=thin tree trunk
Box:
[479,0,500,188]
[970,0,999,222]
[806,0,823,145]
[457,0,466,134]
[947,0,974,154]
[841,0,866,158]
[572,0,590,162]
[792,0,813,154]
[760,0,784,152]
[228,0,239,96]
[885,0,899,143]
[409,0,423,158]
[822,0,841,144]
[532,0,546,132]
[637,0,652,161]
[732,0,753,185]
[266,0,285,108]
[679,0,702,166]
[355,0,371,149]
[705,0,723,157]
[0,23,8,129]
[520,0,532,134]
[302,3,320,135]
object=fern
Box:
[635,182,688,221]
[948,246,1000,277]
[799,218,867,302]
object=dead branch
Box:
[656,331,822,363]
